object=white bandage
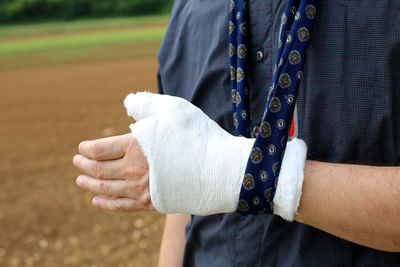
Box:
[124,92,307,219]
[273,138,308,221]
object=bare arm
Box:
[158,214,191,267]
[295,160,400,252]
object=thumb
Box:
[124,92,182,121]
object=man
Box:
[74,0,400,266]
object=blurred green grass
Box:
[0,15,169,39]
[0,15,168,70]
[0,27,166,54]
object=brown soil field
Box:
[0,50,166,266]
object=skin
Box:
[73,134,154,212]
[296,160,400,252]
[158,214,190,267]
[73,134,400,258]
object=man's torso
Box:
[157,0,400,266]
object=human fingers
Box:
[78,134,131,161]
[73,155,127,179]
[92,195,154,212]
[76,175,147,198]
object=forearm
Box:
[158,214,191,267]
[295,160,400,252]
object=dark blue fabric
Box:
[157,0,400,266]
[234,0,319,215]
[230,0,252,138]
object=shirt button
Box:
[256,48,264,62]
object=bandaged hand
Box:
[74,92,307,219]
[73,92,250,215]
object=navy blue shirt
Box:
[157,0,400,266]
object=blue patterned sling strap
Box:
[229,0,319,215]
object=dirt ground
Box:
[0,54,166,266]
